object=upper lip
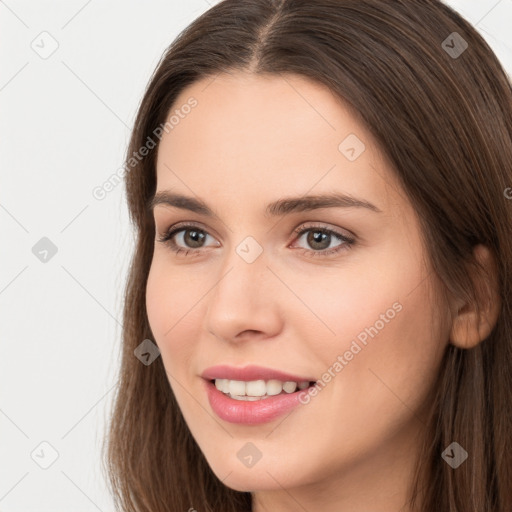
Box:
[201,364,315,383]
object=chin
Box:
[218,469,287,493]
[204,453,302,492]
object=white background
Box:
[1,1,511,510]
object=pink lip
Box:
[203,380,311,425]
[201,364,315,383]
[200,365,316,425]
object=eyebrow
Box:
[148,191,382,217]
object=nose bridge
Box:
[204,236,281,340]
[210,237,268,311]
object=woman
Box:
[103,1,512,510]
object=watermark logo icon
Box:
[442,32,468,59]
[134,339,161,366]
[338,134,366,161]
[31,441,59,469]
[237,442,262,468]
[236,236,263,264]
[30,31,59,59]
[441,441,468,468]
[32,237,58,263]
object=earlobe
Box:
[449,244,501,349]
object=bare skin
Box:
[145,71,499,512]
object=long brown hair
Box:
[102,1,512,510]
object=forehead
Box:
[155,71,400,213]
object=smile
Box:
[213,378,311,400]
[201,365,317,424]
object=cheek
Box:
[145,259,200,374]
[375,272,449,403]
[282,245,426,357]
[297,236,449,416]
[335,264,447,428]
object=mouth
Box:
[209,378,316,401]
[201,364,318,424]
[201,368,318,424]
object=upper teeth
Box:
[214,378,310,399]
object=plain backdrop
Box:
[1,1,511,510]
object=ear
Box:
[449,244,501,349]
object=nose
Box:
[204,245,283,344]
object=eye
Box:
[290,224,355,257]
[156,222,219,257]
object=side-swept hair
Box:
[103,1,512,510]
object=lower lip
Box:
[203,379,307,425]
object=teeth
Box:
[213,378,311,400]
[267,379,283,395]
[283,381,298,393]
[246,380,266,396]
[214,379,230,393]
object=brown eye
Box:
[292,224,355,258]
[305,230,332,251]
[157,223,219,256]
[180,228,207,248]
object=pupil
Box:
[308,230,329,250]
[185,229,205,248]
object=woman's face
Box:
[146,72,451,506]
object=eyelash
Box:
[156,222,355,259]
